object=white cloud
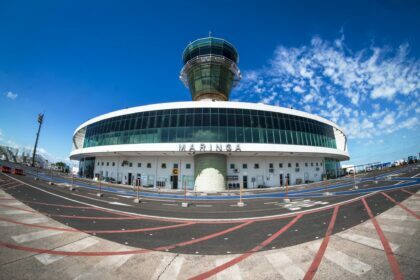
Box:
[232,34,420,140]
[5,91,18,100]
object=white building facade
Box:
[70,36,349,192]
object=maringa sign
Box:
[179,143,241,152]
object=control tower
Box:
[180,37,241,101]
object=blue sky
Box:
[0,0,419,166]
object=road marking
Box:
[162,203,178,206]
[0,217,47,227]
[363,223,416,235]
[263,202,278,205]
[0,201,23,206]
[380,214,416,221]
[35,237,98,265]
[108,202,131,206]
[303,206,339,280]
[151,255,184,280]
[308,242,371,276]
[362,197,403,279]
[1,210,36,215]
[74,254,133,279]
[338,232,399,252]
[215,257,242,280]
[265,251,304,280]
[382,192,420,219]
[189,215,302,280]
[195,205,212,207]
[12,229,64,243]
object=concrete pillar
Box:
[194,153,226,192]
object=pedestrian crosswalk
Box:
[215,256,242,280]
[0,217,47,227]
[363,223,416,235]
[12,229,65,243]
[35,237,99,265]
[338,231,399,252]
[265,251,305,280]
[74,254,133,280]
[151,255,186,280]
[308,242,371,276]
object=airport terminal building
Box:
[70,37,349,192]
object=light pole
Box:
[34,166,39,181]
[31,114,44,167]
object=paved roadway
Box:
[0,163,419,279]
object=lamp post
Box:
[34,166,39,181]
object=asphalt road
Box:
[0,164,419,255]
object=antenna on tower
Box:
[208,30,212,37]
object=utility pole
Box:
[31,113,44,167]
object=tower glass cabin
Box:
[180,37,241,101]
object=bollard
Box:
[237,182,245,207]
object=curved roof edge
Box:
[73,101,347,136]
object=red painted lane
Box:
[156,221,254,251]
[0,216,195,233]
[362,198,403,280]
[382,192,419,219]
[0,221,253,257]
[189,214,303,280]
[303,206,339,280]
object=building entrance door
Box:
[128,173,132,185]
[279,174,284,187]
[171,176,178,189]
[286,173,290,186]
[243,176,248,189]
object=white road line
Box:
[0,210,36,215]
[35,237,98,265]
[380,214,416,221]
[215,257,242,280]
[162,203,178,206]
[12,229,64,243]
[363,223,416,235]
[265,251,304,280]
[309,242,371,276]
[0,217,48,227]
[74,254,133,280]
[338,232,399,252]
[151,255,185,280]
[108,202,130,206]
[0,201,24,206]
[263,202,277,205]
